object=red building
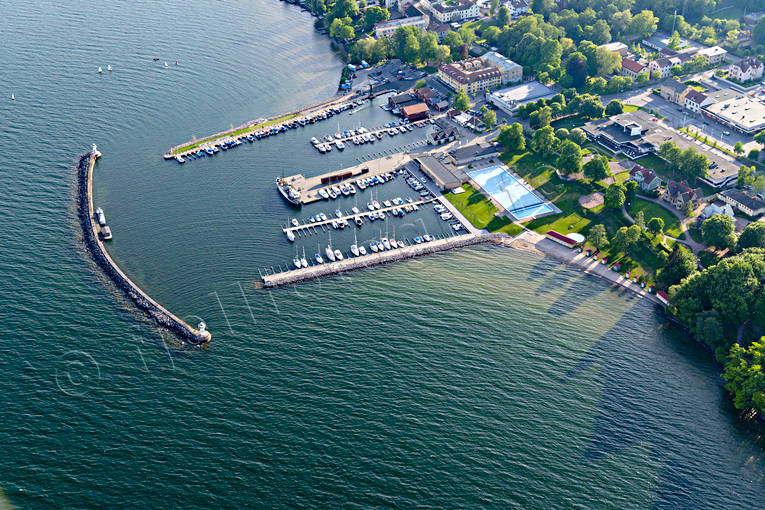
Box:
[401,103,429,121]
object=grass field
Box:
[627,198,683,238]
[443,183,524,236]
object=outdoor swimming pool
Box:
[468,165,554,221]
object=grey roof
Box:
[449,142,500,163]
[661,80,689,93]
[721,189,765,211]
[416,155,465,186]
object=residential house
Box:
[421,0,479,23]
[628,165,661,191]
[659,80,690,104]
[621,58,645,80]
[503,0,529,18]
[665,180,700,209]
[695,46,727,65]
[719,189,765,217]
[427,120,459,145]
[729,57,764,83]
[479,52,522,84]
[683,89,713,113]
[699,202,735,220]
[427,22,450,41]
[648,58,673,79]
[438,58,502,94]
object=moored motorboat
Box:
[286,230,295,242]
[334,249,343,260]
[276,177,302,207]
[291,218,299,227]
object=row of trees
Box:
[658,141,710,181]
[350,26,452,66]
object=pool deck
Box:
[467,163,560,222]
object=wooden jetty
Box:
[261,233,509,288]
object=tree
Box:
[723,339,765,414]
[565,52,588,88]
[634,210,645,230]
[568,128,586,145]
[582,154,610,180]
[755,129,765,148]
[402,31,420,64]
[667,30,682,50]
[414,79,426,90]
[498,123,525,152]
[483,110,497,130]
[754,16,765,45]
[330,0,359,21]
[624,180,638,203]
[420,32,439,63]
[611,225,639,253]
[681,200,694,217]
[604,183,626,210]
[554,127,569,140]
[671,64,683,76]
[738,165,756,187]
[636,71,649,83]
[453,89,470,111]
[647,217,665,235]
[577,95,605,119]
[364,6,389,29]
[329,17,355,40]
[556,140,582,175]
[629,10,659,39]
[490,0,500,15]
[702,214,737,250]
[734,141,744,156]
[749,149,760,161]
[605,100,624,116]
[434,45,450,65]
[531,126,558,158]
[650,70,662,80]
[497,5,510,27]
[738,222,765,251]
[588,224,609,250]
[529,106,552,129]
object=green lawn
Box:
[627,198,683,238]
[443,184,499,228]
[622,104,639,113]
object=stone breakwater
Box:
[76,152,211,345]
[261,233,508,288]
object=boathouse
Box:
[545,230,577,248]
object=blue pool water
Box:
[468,165,553,220]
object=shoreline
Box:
[498,230,662,305]
[76,149,211,345]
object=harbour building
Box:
[438,58,502,94]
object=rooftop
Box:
[704,94,765,132]
[487,81,556,107]
[622,58,644,73]
[440,58,501,84]
[720,189,765,212]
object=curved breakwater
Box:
[76,151,211,345]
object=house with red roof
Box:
[621,58,645,80]
[628,164,661,191]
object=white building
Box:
[648,57,673,79]
[728,57,764,83]
[503,0,529,18]
[480,51,522,84]
[374,11,428,38]
[683,89,713,113]
[421,0,479,23]
[600,41,629,57]
[696,46,727,65]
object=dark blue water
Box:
[1,0,764,507]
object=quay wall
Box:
[261,233,507,288]
[76,152,211,345]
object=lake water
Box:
[1,0,764,507]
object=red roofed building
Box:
[401,103,430,121]
[621,58,645,80]
[546,230,577,248]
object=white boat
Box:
[291,218,299,227]
[107,65,112,71]
[310,137,320,145]
[164,61,169,68]
[358,245,367,256]
[390,238,398,249]
[11,93,14,100]
[373,201,381,210]
[349,185,356,194]
[336,140,345,150]
[351,206,360,214]
[319,189,329,199]
[382,237,391,250]
[325,143,332,152]
[98,67,103,73]
[95,207,106,226]
[325,242,336,261]
[315,252,324,264]
[300,248,309,268]
[383,200,392,208]
[286,230,295,242]
[334,249,343,260]
[351,233,360,257]
[367,202,375,211]
[293,256,301,269]
[335,209,343,218]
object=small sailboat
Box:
[301,248,309,269]
[325,233,336,262]
[315,242,324,264]
[334,249,343,260]
[351,233,360,257]
[10,93,14,101]
[293,249,301,269]
[370,241,379,253]
[358,244,367,256]
[164,61,169,68]
[175,60,179,66]
[98,67,103,73]
[107,65,112,71]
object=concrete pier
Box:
[77,148,211,345]
[261,233,507,288]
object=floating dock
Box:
[77,147,211,345]
[260,233,508,288]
